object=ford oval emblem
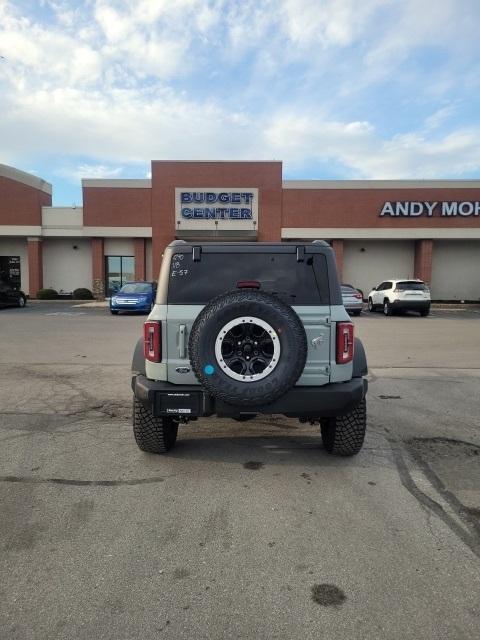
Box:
[175,366,191,374]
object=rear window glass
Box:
[341,285,356,294]
[396,281,426,291]
[167,252,329,305]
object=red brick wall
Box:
[0,176,51,226]
[134,238,146,280]
[91,238,105,298]
[150,161,283,277]
[83,187,151,227]
[330,239,344,279]
[27,239,43,297]
[414,239,433,283]
[282,188,480,229]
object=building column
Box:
[134,238,146,281]
[331,239,344,280]
[414,239,433,284]
[91,237,105,299]
[27,237,43,298]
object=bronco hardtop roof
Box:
[158,239,342,306]
[166,240,331,254]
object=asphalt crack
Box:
[0,475,167,487]
[390,441,480,559]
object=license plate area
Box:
[155,392,202,416]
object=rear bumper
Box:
[391,300,430,311]
[132,375,368,419]
[345,302,364,312]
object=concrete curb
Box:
[73,301,109,308]
[27,299,109,307]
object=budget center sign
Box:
[176,188,258,222]
[175,188,258,237]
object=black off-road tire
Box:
[18,295,27,308]
[383,300,392,316]
[368,298,375,312]
[321,399,367,456]
[420,307,430,317]
[133,398,178,454]
[189,290,307,406]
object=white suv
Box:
[367,279,431,316]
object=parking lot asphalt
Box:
[1,303,479,639]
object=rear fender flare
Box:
[353,338,368,378]
[131,337,146,375]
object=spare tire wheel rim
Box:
[215,316,281,382]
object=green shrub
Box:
[37,288,58,300]
[73,287,94,300]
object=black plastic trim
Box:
[390,300,430,310]
[131,337,146,375]
[353,338,368,377]
[132,375,367,419]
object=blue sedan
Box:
[110,281,156,315]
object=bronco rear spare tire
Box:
[189,290,307,406]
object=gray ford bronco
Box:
[131,240,368,456]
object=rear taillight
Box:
[336,322,354,365]
[354,293,362,299]
[144,321,161,362]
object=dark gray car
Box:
[341,284,363,316]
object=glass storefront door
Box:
[0,256,21,287]
[105,256,135,296]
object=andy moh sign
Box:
[380,201,480,217]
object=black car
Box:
[0,279,27,308]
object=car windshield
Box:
[119,283,152,294]
[396,281,426,291]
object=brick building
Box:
[1,161,479,300]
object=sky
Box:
[1,0,480,205]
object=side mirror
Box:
[372,286,377,291]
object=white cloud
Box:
[264,111,480,178]
[279,0,389,48]
[1,0,480,186]
[424,105,457,131]
[57,163,124,183]
[364,0,480,79]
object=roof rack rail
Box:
[312,239,329,246]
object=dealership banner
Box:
[380,201,480,217]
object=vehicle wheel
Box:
[368,298,375,312]
[18,295,26,308]
[189,290,307,407]
[110,310,119,315]
[383,300,392,316]
[420,307,430,317]
[321,399,366,456]
[352,310,362,316]
[133,398,178,453]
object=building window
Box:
[105,256,135,296]
[0,256,21,287]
